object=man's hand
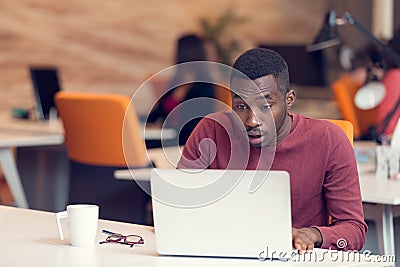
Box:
[292,227,323,254]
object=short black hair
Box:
[230,48,290,96]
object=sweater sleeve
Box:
[314,123,368,251]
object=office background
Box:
[1,0,399,113]
[0,0,399,259]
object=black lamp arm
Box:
[343,12,400,68]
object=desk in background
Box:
[114,145,182,181]
[0,115,64,209]
[0,205,393,266]
[359,172,400,259]
[0,112,177,142]
[355,140,400,258]
[0,112,176,209]
[141,124,177,141]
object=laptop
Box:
[150,168,292,259]
[30,67,61,120]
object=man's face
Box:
[231,75,291,148]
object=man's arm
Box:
[313,124,367,251]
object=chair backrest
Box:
[214,85,232,110]
[326,119,354,146]
[331,73,378,139]
[55,91,148,167]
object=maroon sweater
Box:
[178,112,367,251]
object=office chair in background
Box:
[55,91,152,224]
[331,73,379,140]
[326,119,354,146]
[214,85,232,111]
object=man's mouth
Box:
[247,131,265,146]
[248,133,262,138]
[247,129,263,137]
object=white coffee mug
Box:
[56,204,99,247]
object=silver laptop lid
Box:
[150,168,292,259]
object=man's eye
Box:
[260,104,271,111]
[236,104,247,110]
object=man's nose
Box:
[245,109,260,128]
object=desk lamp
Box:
[308,10,400,138]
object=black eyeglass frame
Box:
[99,230,144,248]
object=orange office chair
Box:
[55,91,151,224]
[326,119,354,146]
[55,91,149,167]
[214,84,232,111]
[331,73,378,139]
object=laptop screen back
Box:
[150,168,292,259]
[30,67,61,120]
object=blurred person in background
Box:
[147,33,217,145]
[333,29,400,141]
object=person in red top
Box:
[178,48,367,253]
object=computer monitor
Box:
[30,67,61,120]
[258,44,325,86]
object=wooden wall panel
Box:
[0,0,326,112]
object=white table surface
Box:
[114,146,182,181]
[142,126,177,141]
[360,173,400,205]
[0,205,394,267]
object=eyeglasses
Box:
[99,230,144,248]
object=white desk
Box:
[0,111,176,209]
[0,205,393,267]
[359,172,400,258]
[354,141,400,258]
[360,174,400,206]
[142,126,177,141]
[0,116,64,209]
[114,145,182,181]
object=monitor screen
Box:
[30,67,61,120]
[258,45,325,86]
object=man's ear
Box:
[286,90,296,109]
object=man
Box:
[178,48,367,253]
